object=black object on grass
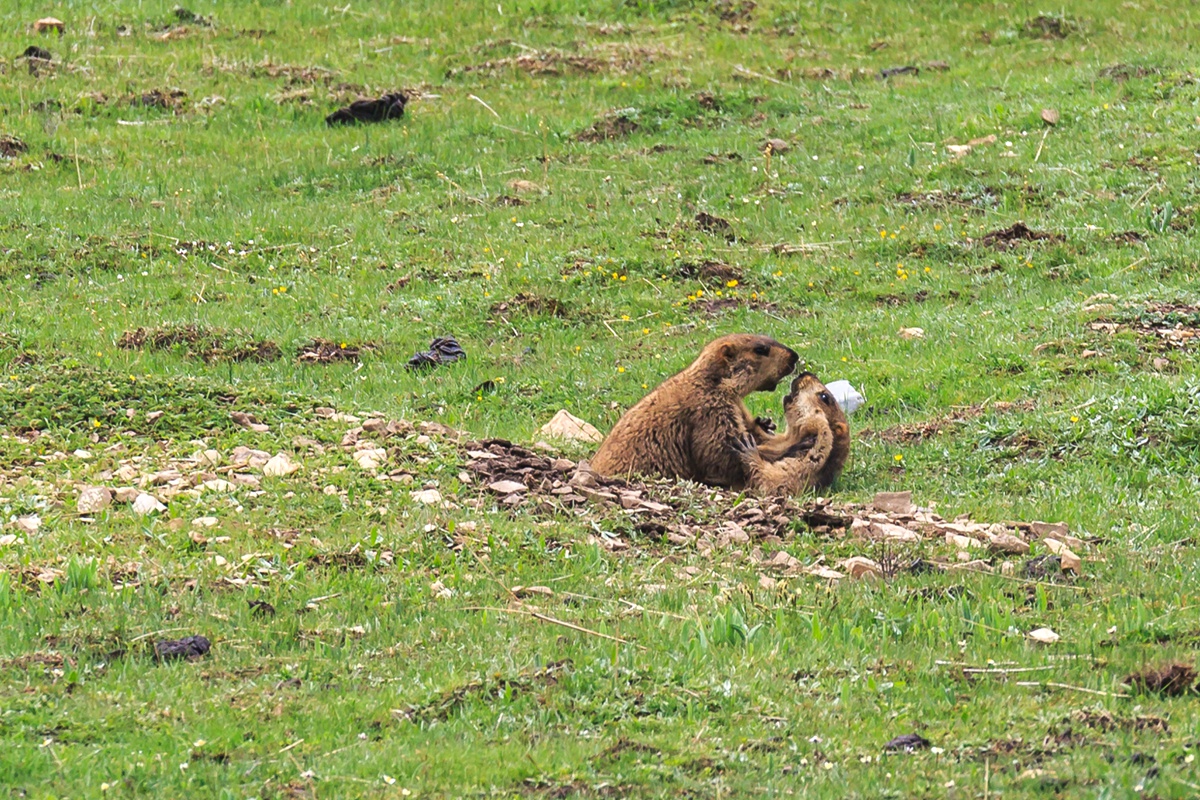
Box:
[407,336,466,370]
[326,92,407,126]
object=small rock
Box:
[764,137,790,153]
[872,490,914,515]
[537,409,604,443]
[132,493,166,515]
[14,515,41,534]
[840,556,883,580]
[411,489,442,505]
[263,453,301,477]
[898,327,926,340]
[429,580,453,598]
[1041,107,1060,126]
[1027,627,1060,644]
[1042,538,1082,574]
[192,516,219,528]
[73,449,93,460]
[114,486,140,503]
[34,17,65,34]
[487,480,527,495]
[77,486,113,514]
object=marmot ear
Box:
[719,343,737,361]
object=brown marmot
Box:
[590,334,799,488]
[736,372,851,495]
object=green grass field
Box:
[3,0,1200,796]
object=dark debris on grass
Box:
[406,336,466,370]
[325,92,407,126]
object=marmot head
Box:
[783,371,850,436]
[699,334,799,395]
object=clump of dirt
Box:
[297,338,378,364]
[858,399,1035,445]
[396,660,571,723]
[883,733,931,752]
[714,0,757,23]
[694,211,735,239]
[490,293,569,318]
[1111,230,1146,244]
[896,187,999,212]
[1020,15,1077,39]
[1090,302,1200,350]
[450,43,660,78]
[118,325,281,363]
[879,65,919,79]
[1098,64,1160,82]
[460,440,1063,582]
[575,113,640,143]
[978,222,1063,250]
[206,57,338,85]
[691,297,777,316]
[172,7,214,26]
[325,92,406,126]
[1124,662,1197,696]
[129,89,188,110]
[873,290,929,307]
[0,135,29,158]
[676,260,742,282]
[702,152,742,165]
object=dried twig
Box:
[1016,681,1130,698]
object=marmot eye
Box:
[753,344,771,356]
[818,392,832,404]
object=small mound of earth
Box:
[1020,15,1076,39]
[460,440,1080,579]
[0,135,29,158]
[297,338,378,364]
[694,212,735,239]
[690,297,777,316]
[575,113,639,143]
[978,222,1063,250]
[1089,303,1200,350]
[490,293,568,318]
[118,325,281,363]
[676,260,742,282]
[130,89,188,110]
[1124,662,1197,696]
[1098,64,1160,82]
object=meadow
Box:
[2,0,1200,796]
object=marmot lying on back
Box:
[590,334,799,489]
[735,372,851,495]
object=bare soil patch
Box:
[575,113,640,143]
[118,325,281,363]
[859,400,1035,445]
[978,222,1063,251]
[297,338,378,364]
[1089,303,1200,350]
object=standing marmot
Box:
[590,334,799,488]
[736,371,851,495]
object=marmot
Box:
[591,334,799,488]
[736,372,851,495]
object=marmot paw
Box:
[754,416,777,435]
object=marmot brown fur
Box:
[736,372,850,495]
[590,334,799,488]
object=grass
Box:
[2,0,1200,796]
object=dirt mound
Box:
[0,135,29,158]
[118,325,281,362]
[1098,64,1160,82]
[979,222,1063,250]
[575,113,639,143]
[450,43,660,78]
[129,89,188,110]
[490,293,568,318]
[297,338,377,364]
[460,441,1075,580]
[1021,15,1077,39]
[676,260,742,282]
[1089,303,1200,350]
[859,400,1035,445]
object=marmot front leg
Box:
[735,416,835,496]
